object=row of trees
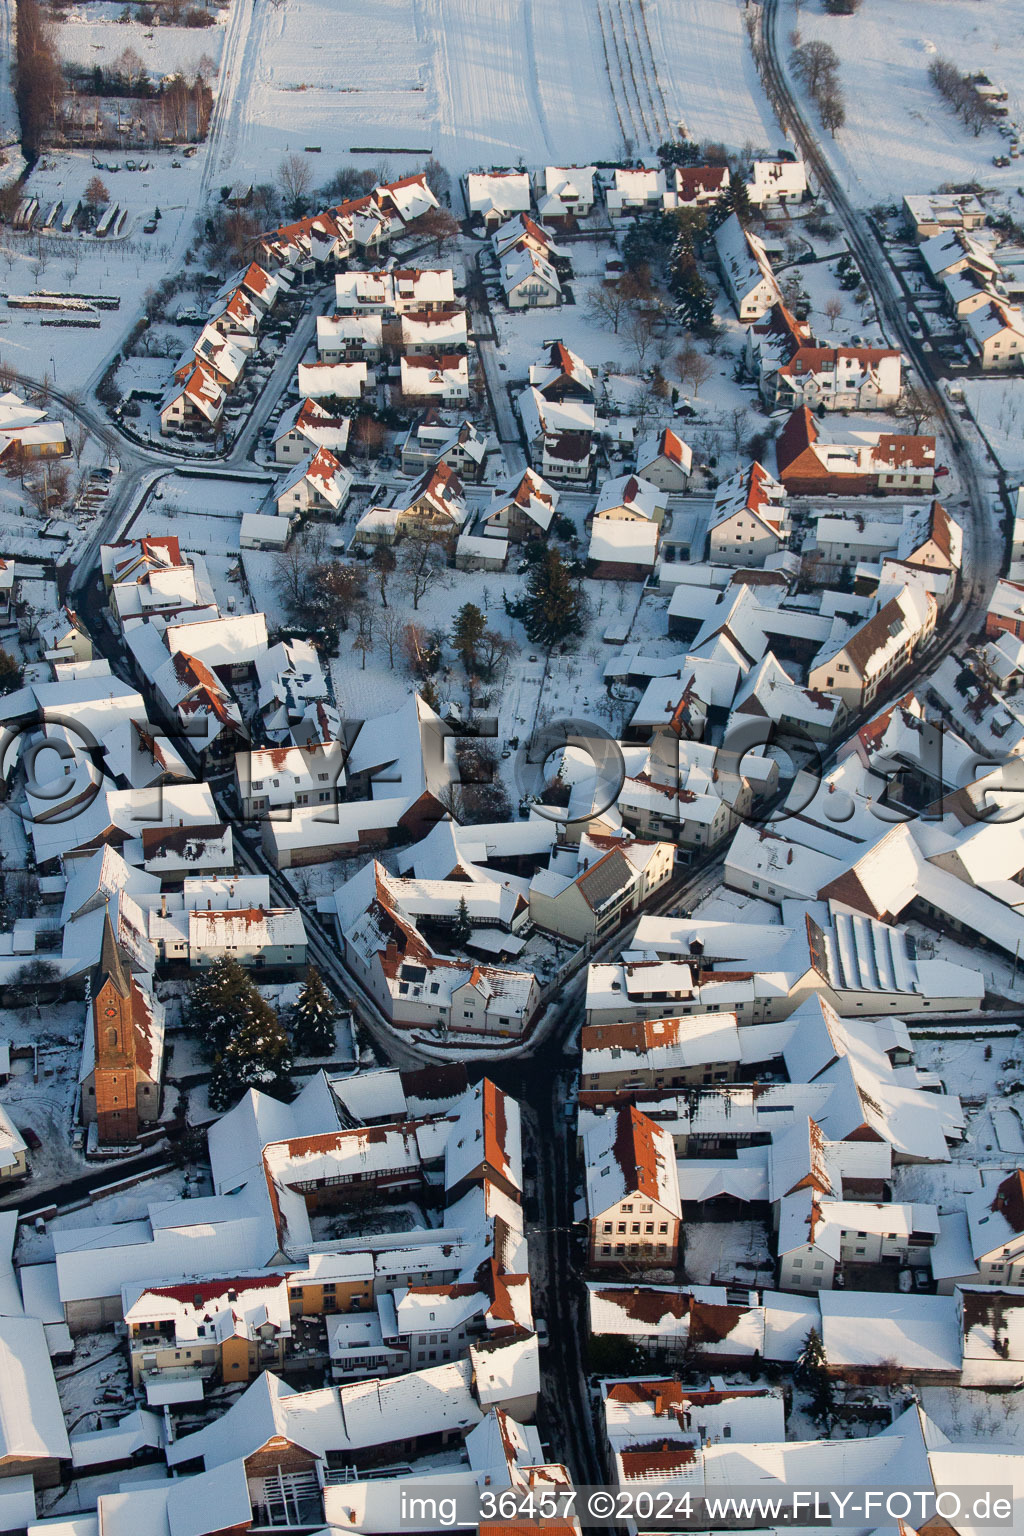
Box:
[928,58,1000,138]
[188,959,339,1113]
[15,0,63,159]
[790,38,846,136]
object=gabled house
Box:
[274,446,352,519]
[529,836,674,943]
[962,297,1024,370]
[673,163,731,209]
[466,170,532,229]
[746,157,807,207]
[296,360,368,402]
[635,427,693,491]
[807,584,937,709]
[272,398,350,464]
[595,473,668,529]
[315,311,383,363]
[714,214,781,321]
[482,467,559,541]
[159,362,225,436]
[400,307,469,355]
[585,1105,682,1267]
[501,248,561,308]
[356,461,468,544]
[606,167,671,218]
[707,461,787,567]
[748,304,902,411]
[529,341,595,401]
[400,411,492,481]
[536,165,597,222]
[966,1170,1024,1284]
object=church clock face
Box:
[104,1007,118,1017]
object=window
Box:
[813,1261,824,1270]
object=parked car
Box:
[534,1318,549,1348]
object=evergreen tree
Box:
[208,996,294,1113]
[724,176,753,227]
[795,1327,835,1428]
[451,895,472,947]
[506,547,586,649]
[0,648,22,696]
[419,677,440,710]
[451,602,487,673]
[290,966,338,1057]
[188,958,258,1056]
[657,138,701,168]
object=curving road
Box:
[760,0,1001,624]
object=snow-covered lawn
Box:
[779,0,1024,204]
[683,1218,774,1287]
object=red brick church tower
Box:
[90,912,139,1144]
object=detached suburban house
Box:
[159,362,225,436]
[273,398,350,463]
[466,170,532,229]
[482,467,559,541]
[715,214,781,321]
[501,248,562,308]
[274,446,352,519]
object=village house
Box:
[807,584,937,709]
[295,360,368,403]
[501,248,562,308]
[594,473,668,529]
[0,389,67,460]
[714,214,781,321]
[482,467,559,541]
[529,836,675,943]
[536,165,597,222]
[674,164,731,209]
[588,517,660,581]
[493,211,566,265]
[902,191,987,242]
[400,308,469,355]
[777,1194,939,1292]
[123,1275,292,1390]
[961,297,1024,370]
[746,157,807,207]
[585,1104,682,1267]
[235,739,346,820]
[159,362,225,436]
[966,1171,1024,1284]
[748,304,903,411]
[775,407,936,496]
[530,341,595,401]
[634,427,693,492]
[606,166,671,218]
[466,170,532,229]
[707,461,788,567]
[315,311,384,363]
[356,460,468,544]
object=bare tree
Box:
[421,156,452,204]
[418,207,460,259]
[398,534,452,609]
[71,422,89,466]
[378,609,405,668]
[624,309,657,369]
[674,344,714,397]
[897,378,935,434]
[823,294,843,326]
[585,282,630,334]
[84,176,110,210]
[278,153,313,218]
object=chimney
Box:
[160,893,167,916]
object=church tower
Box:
[90,911,139,1144]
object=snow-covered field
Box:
[216,0,780,179]
[54,3,226,75]
[780,0,1024,204]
